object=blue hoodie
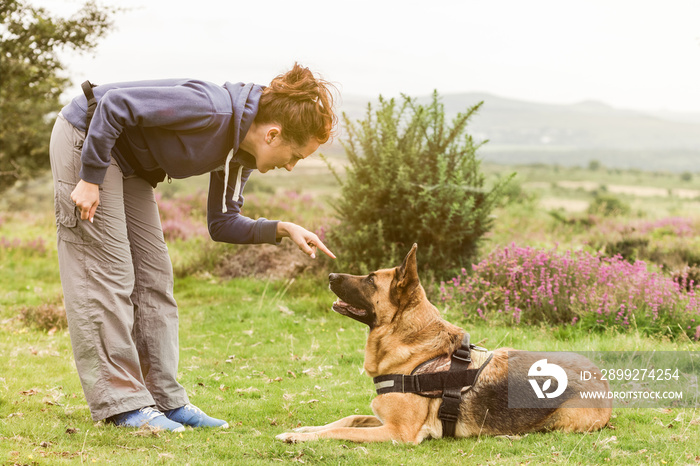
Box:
[60,79,279,245]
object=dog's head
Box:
[329,244,427,329]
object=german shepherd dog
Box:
[277,245,612,444]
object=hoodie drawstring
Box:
[221,149,244,214]
[232,165,243,208]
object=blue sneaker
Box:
[108,406,185,432]
[163,404,229,428]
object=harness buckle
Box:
[438,391,461,423]
[438,407,459,424]
[452,347,471,363]
[399,374,419,393]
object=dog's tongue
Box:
[332,299,367,316]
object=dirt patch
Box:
[214,240,322,280]
[607,185,669,197]
[556,180,601,191]
[674,188,700,199]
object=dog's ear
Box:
[396,243,419,289]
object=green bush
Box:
[604,236,649,263]
[328,92,512,280]
[588,193,631,217]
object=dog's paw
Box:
[276,432,298,443]
[276,432,316,443]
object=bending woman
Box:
[49,63,336,431]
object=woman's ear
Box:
[265,126,282,145]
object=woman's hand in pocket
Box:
[70,179,100,223]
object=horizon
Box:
[338,91,700,119]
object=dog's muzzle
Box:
[328,273,342,287]
[328,273,374,326]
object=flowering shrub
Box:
[639,217,696,237]
[592,216,697,241]
[0,236,47,255]
[440,244,700,338]
[673,266,700,292]
[156,191,209,241]
[588,216,700,270]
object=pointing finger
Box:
[315,239,336,259]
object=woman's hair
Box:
[256,63,337,146]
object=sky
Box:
[34,0,700,113]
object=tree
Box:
[0,0,116,192]
[328,92,513,281]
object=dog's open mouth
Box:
[332,299,367,317]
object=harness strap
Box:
[439,333,472,438]
[81,80,97,130]
[372,333,492,439]
[373,364,480,395]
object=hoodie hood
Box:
[224,82,263,170]
[220,82,263,212]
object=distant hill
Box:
[329,93,700,173]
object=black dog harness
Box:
[372,333,492,438]
[81,80,98,130]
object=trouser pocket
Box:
[55,180,104,246]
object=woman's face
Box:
[255,134,320,174]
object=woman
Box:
[49,63,337,431]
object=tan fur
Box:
[276,245,612,444]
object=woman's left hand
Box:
[276,221,336,259]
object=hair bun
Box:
[269,63,322,101]
[257,63,338,145]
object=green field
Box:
[1,162,699,465]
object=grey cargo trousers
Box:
[49,114,189,421]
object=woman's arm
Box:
[207,168,279,244]
[207,167,335,258]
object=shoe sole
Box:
[165,418,229,428]
[112,423,186,432]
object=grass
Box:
[2,272,699,465]
[1,164,700,464]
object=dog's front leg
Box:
[276,394,429,444]
[277,423,418,444]
[293,415,383,433]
